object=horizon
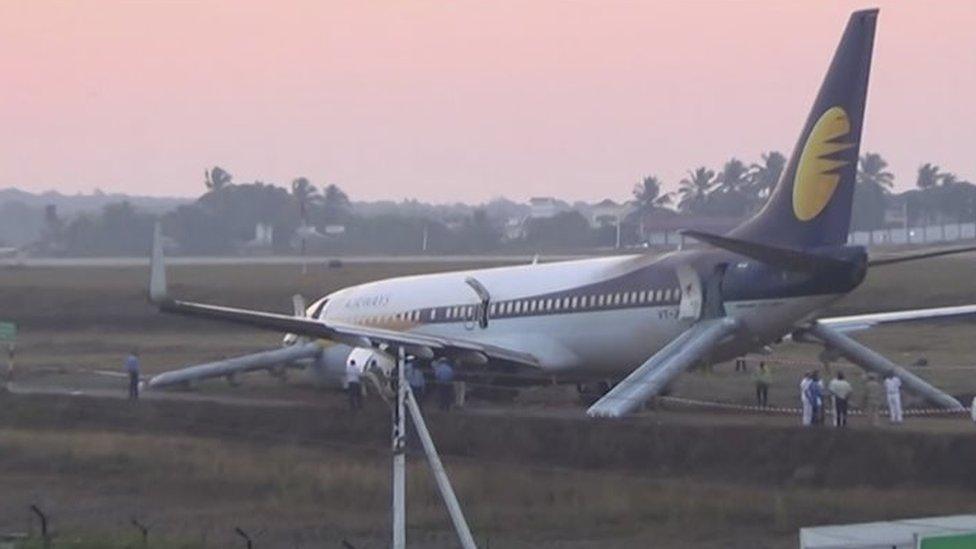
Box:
[2,1,973,203]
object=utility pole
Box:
[614,215,622,249]
[391,346,407,549]
[422,225,429,253]
[903,201,909,243]
[389,346,478,549]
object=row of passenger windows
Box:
[440,287,680,320]
[358,309,422,326]
[353,287,680,325]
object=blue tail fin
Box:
[732,9,878,249]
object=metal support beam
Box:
[807,321,964,410]
[404,383,478,549]
[391,346,407,549]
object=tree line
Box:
[32,152,973,256]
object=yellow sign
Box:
[792,106,856,221]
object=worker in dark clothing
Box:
[433,358,455,411]
[405,356,427,408]
[124,350,141,400]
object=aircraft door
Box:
[701,263,728,319]
[675,264,703,321]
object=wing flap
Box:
[587,317,740,418]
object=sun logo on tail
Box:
[792,106,857,221]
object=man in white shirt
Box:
[800,372,813,426]
[828,371,853,427]
[346,358,363,411]
[883,373,903,424]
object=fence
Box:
[645,222,976,248]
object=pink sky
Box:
[1,1,973,203]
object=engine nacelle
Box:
[306,344,395,389]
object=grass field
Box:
[2,254,976,547]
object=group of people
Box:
[344,354,462,413]
[799,369,903,427]
[743,358,907,426]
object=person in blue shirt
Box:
[124,350,140,400]
[405,355,427,408]
[433,358,455,412]
[805,371,824,425]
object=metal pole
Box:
[614,216,621,249]
[404,384,478,549]
[391,346,407,549]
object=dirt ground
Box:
[2,255,976,547]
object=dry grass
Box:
[2,426,975,548]
[4,256,976,546]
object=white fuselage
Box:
[316,253,839,380]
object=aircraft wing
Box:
[816,304,976,333]
[587,317,741,418]
[157,298,541,368]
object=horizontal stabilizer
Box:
[817,304,976,333]
[681,230,853,273]
[587,317,740,418]
[869,244,976,267]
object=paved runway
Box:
[0,254,594,268]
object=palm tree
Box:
[291,177,319,223]
[632,175,672,211]
[856,152,894,191]
[749,151,786,200]
[716,158,750,195]
[677,167,716,213]
[939,172,961,187]
[322,183,351,222]
[204,166,233,191]
[915,163,941,189]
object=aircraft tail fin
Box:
[731,9,877,250]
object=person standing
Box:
[806,371,824,425]
[828,371,853,427]
[433,358,455,412]
[884,373,903,424]
[800,372,813,426]
[405,356,427,408]
[753,362,771,408]
[345,358,363,411]
[124,350,141,400]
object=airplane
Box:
[147,9,976,417]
